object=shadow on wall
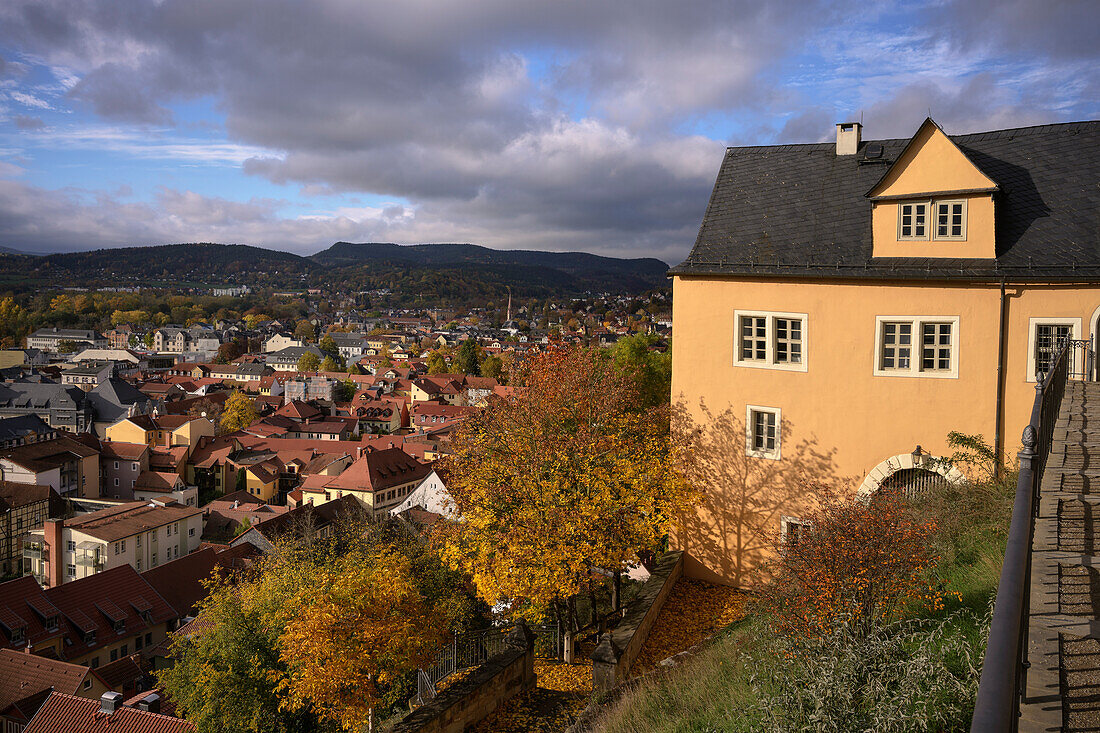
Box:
[672,399,848,588]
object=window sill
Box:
[733,359,807,373]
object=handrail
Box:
[971,338,1072,731]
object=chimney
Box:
[836,122,861,155]
[136,693,161,713]
[100,691,123,715]
[44,519,63,588]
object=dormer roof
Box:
[865,118,999,200]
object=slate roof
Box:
[0,415,53,443]
[671,120,1100,281]
[0,436,98,473]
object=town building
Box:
[0,383,94,433]
[669,118,1100,585]
[0,650,109,731]
[25,329,106,353]
[300,447,432,517]
[22,501,203,586]
[0,481,61,577]
[0,436,100,499]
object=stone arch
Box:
[856,451,965,500]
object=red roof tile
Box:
[24,691,195,732]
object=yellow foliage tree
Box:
[278,549,447,730]
[220,391,258,433]
[440,347,696,623]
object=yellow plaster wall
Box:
[871,193,996,258]
[671,274,1100,584]
[871,122,996,197]
[244,472,277,502]
[104,420,150,446]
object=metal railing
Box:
[414,624,564,705]
[971,337,1077,731]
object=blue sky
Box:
[0,0,1096,263]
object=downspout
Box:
[994,280,1007,478]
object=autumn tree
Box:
[320,356,339,373]
[294,320,316,343]
[757,487,945,640]
[480,354,503,381]
[297,351,321,372]
[426,350,448,375]
[220,391,259,433]
[278,549,447,730]
[319,334,339,360]
[440,346,695,628]
[215,341,243,364]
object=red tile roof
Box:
[63,502,201,542]
[44,565,175,661]
[327,448,432,493]
[0,649,87,714]
[23,691,195,732]
[0,577,63,653]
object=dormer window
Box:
[898,202,928,239]
[45,615,59,631]
[934,200,967,240]
[9,626,26,645]
[113,619,125,633]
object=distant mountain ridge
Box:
[0,241,669,296]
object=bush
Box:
[751,607,990,733]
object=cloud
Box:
[0,0,1095,260]
[13,115,46,131]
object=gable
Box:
[867,118,997,200]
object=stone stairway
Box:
[1023,380,1100,732]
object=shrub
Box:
[756,486,946,639]
[751,607,990,733]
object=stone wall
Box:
[391,622,536,733]
[590,550,684,695]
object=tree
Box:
[480,354,503,380]
[244,313,271,329]
[297,351,320,372]
[452,339,480,376]
[56,339,79,353]
[348,361,363,376]
[426,350,448,375]
[320,356,338,373]
[757,487,945,640]
[440,347,695,623]
[319,334,338,360]
[278,549,447,730]
[610,332,671,408]
[220,391,259,433]
[188,398,223,427]
[214,341,243,364]
[294,320,316,343]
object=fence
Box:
[416,624,563,705]
[970,336,1085,731]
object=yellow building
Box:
[670,118,1100,585]
[103,413,214,457]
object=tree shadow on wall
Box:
[672,399,847,588]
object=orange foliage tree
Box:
[440,346,695,624]
[278,548,447,730]
[758,487,946,639]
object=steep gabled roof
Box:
[671,120,1100,281]
[24,691,195,733]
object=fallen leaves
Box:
[471,658,592,732]
[631,578,746,675]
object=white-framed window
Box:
[934,200,967,240]
[745,405,781,460]
[113,461,119,469]
[114,478,119,487]
[66,564,75,578]
[734,311,808,372]
[132,462,138,471]
[1026,317,1082,382]
[897,202,929,240]
[873,316,960,378]
[781,515,811,548]
[66,541,75,552]
[188,527,195,537]
[898,199,968,241]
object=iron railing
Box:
[971,337,1078,731]
[414,624,563,705]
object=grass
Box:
[589,469,1015,733]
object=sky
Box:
[0,1,1096,264]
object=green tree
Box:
[297,352,321,372]
[480,354,503,380]
[452,339,481,376]
[320,356,339,373]
[319,334,338,360]
[56,339,79,353]
[610,332,672,408]
[220,391,259,433]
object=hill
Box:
[0,241,668,297]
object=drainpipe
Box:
[994,280,1007,478]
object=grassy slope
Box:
[591,471,1015,732]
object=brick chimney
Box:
[836,122,862,155]
[44,518,63,587]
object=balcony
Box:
[22,544,45,561]
[74,555,105,569]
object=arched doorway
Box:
[857,451,965,500]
